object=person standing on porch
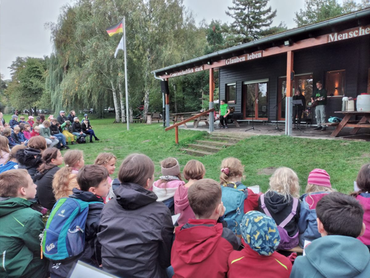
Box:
[293,88,306,129]
[219,100,231,129]
[312,81,327,131]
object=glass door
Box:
[242,80,269,120]
[277,74,313,120]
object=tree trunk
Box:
[110,80,120,123]
[129,108,133,123]
[143,89,150,122]
[118,81,126,123]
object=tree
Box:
[225,0,277,45]
[5,57,46,113]
[294,0,363,27]
[204,20,225,54]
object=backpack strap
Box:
[260,194,273,218]
[279,197,298,228]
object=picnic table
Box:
[330,111,370,137]
[171,112,198,127]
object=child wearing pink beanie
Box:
[298,168,335,247]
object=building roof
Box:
[153,8,370,77]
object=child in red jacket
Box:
[171,179,240,278]
[228,211,292,278]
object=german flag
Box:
[106,22,123,37]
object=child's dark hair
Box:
[77,165,109,191]
[351,163,370,197]
[188,178,221,219]
[38,147,60,173]
[316,192,364,238]
[19,123,25,132]
[183,160,205,180]
[118,153,154,188]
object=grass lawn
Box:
[8,114,370,195]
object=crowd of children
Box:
[0,110,100,151]
[1,143,370,277]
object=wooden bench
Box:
[152,112,162,123]
[193,114,209,128]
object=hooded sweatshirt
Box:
[228,240,292,278]
[98,182,173,278]
[356,193,370,245]
[153,178,184,202]
[15,148,42,180]
[298,192,329,246]
[258,191,300,237]
[34,165,60,210]
[291,235,370,278]
[174,184,195,226]
[172,219,240,278]
[0,197,48,278]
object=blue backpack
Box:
[42,198,96,261]
[221,183,248,236]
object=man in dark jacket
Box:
[67,110,76,123]
[57,110,68,125]
[49,165,107,278]
[0,169,48,278]
[171,179,240,278]
[98,154,173,278]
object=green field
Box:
[9,114,370,194]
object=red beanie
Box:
[308,169,331,188]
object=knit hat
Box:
[28,116,34,119]
[308,168,331,188]
[60,110,65,113]
[12,115,17,119]
[240,211,280,256]
[161,159,180,176]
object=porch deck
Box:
[178,121,370,141]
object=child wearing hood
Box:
[152,157,184,214]
[228,211,292,278]
[258,167,301,251]
[291,193,370,278]
[171,179,239,278]
[174,159,205,226]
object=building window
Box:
[326,70,345,96]
[226,83,236,104]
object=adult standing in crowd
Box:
[312,81,327,131]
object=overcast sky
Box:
[0,0,350,80]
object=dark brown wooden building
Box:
[153,9,370,133]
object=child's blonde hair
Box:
[269,167,300,198]
[305,184,335,194]
[183,160,205,181]
[53,170,79,200]
[0,136,9,159]
[13,125,20,132]
[2,127,11,137]
[220,157,244,185]
[63,150,83,168]
[94,152,117,166]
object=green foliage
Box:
[225,0,278,45]
[5,57,46,111]
[46,0,208,120]
[204,20,225,54]
[294,0,363,27]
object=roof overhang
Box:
[153,8,370,79]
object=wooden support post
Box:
[209,68,215,132]
[175,126,179,144]
[285,51,294,136]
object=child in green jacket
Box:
[0,169,48,277]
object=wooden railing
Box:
[165,108,215,144]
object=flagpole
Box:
[123,16,130,131]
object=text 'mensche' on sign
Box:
[328,25,370,43]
